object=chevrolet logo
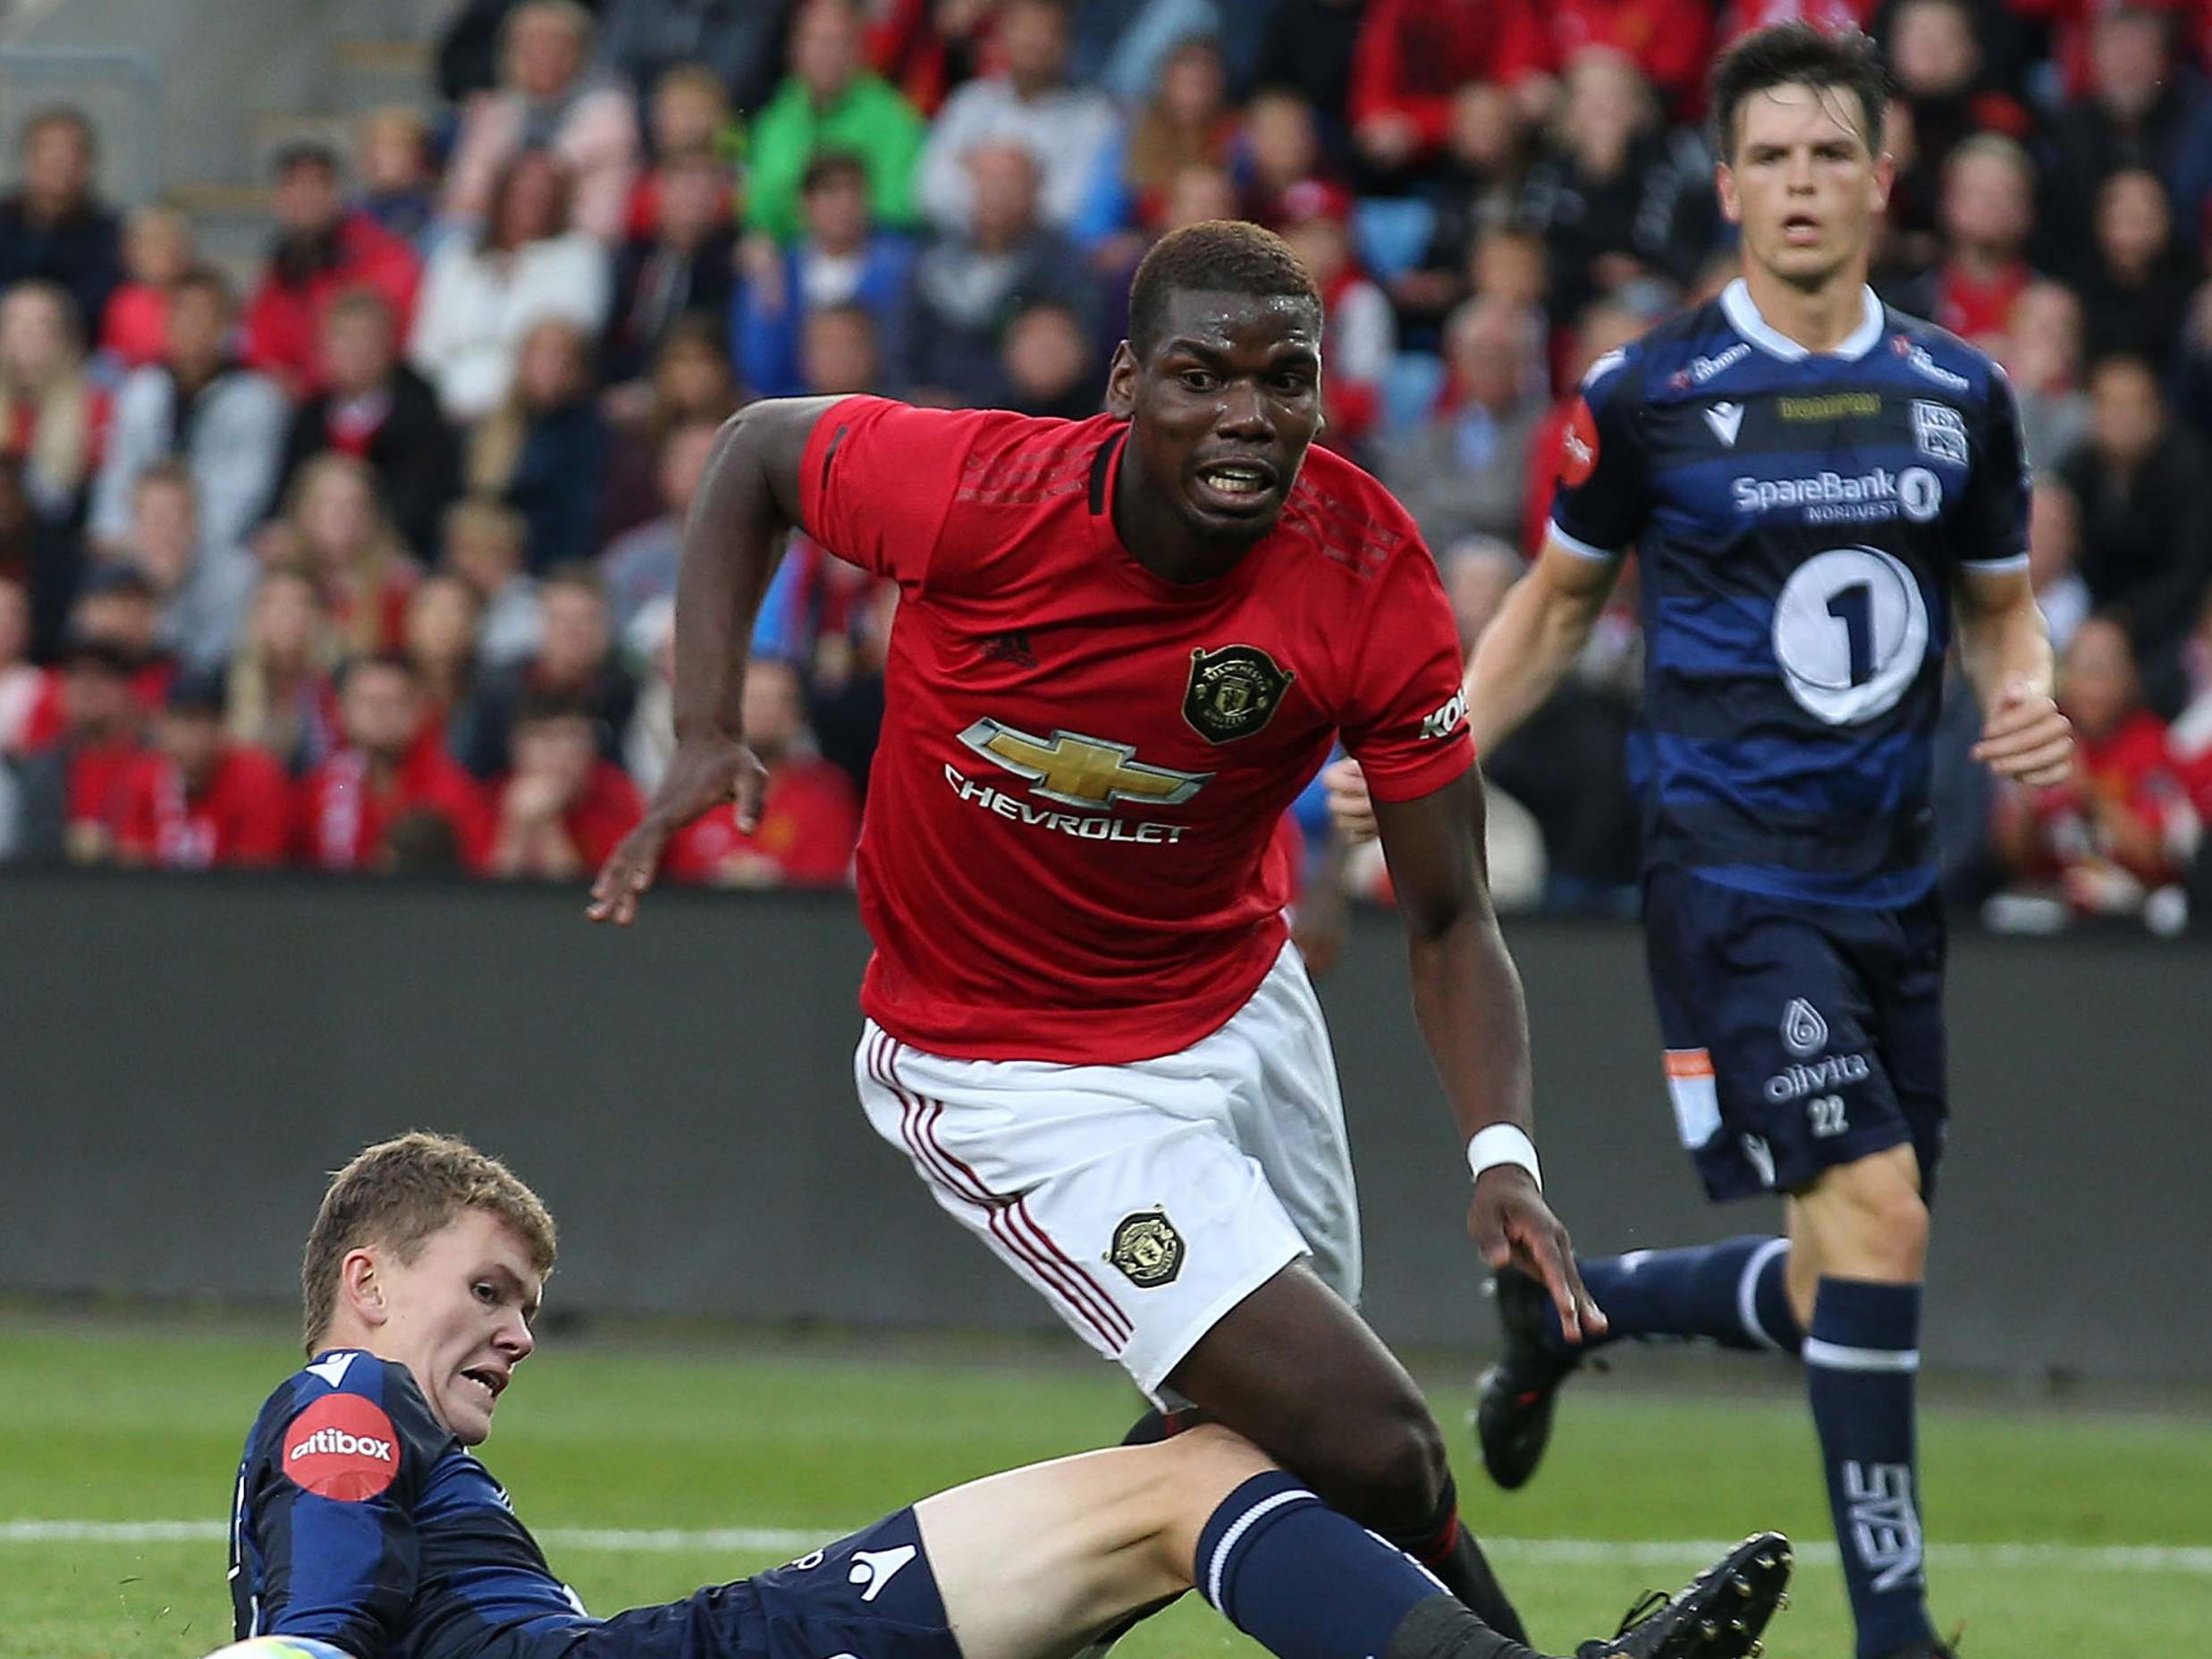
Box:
[958,719,1211,810]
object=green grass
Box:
[4,1316,2207,1659]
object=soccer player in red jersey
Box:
[591,223,1610,1649]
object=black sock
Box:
[1381,1476,1530,1646]
[1385,1596,1547,1659]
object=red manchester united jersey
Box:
[798,397,1473,1063]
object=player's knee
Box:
[1820,1158,1929,1278]
[1326,1397,1450,1532]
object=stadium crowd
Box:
[3,0,2211,926]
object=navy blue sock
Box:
[1542,1236,1803,1356]
[1195,1471,1538,1659]
[1805,1278,1938,1659]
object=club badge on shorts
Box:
[1184,645,1294,743]
[1108,1210,1186,1287]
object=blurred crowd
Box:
[2,0,2211,927]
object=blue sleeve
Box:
[248,1358,438,1657]
[1547,349,1649,560]
[1955,368,2030,571]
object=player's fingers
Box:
[1515,1212,1582,1343]
[1558,1233,1608,1338]
[1972,715,2071,765]
[1467,1196,1511,1271]
[2002,741,2079,785]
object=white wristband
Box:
[1467,1124,1542,1190]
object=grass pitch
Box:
[4,1314,2206,1659]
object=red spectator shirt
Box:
[117,744,291,868]
[65,739,150,838]
[242,211,422,395]
[98,282,170,371]
[1524,0,1715,114]
[1350,0,1549,153]
[1936,260,2031,344]
[663,756,861,887]
[496,758,643,869]
[294,732,492,872]
[798,397,1474,1063]
[2028,707,2191,885]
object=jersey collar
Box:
[1720,278,1885,362]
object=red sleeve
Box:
[241,277,306,384]
[1338,543,1476,802]
[1639,0,1714,110]
[1347,0,1450,145]
[23,670,64,751]
[798,397,990,588]
[225,749,293,866]
[114,756,161,859]
[568,765,644,868]
[773,766,860,886]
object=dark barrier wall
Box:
[3,873,2202,1380]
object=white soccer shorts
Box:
[854,941,1362,1401]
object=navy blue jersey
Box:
[229,1350,595,1659]
[1549,280,2030,907]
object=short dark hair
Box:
[515,690,593,730]
[20,106,95,157]
[272,139,343,181]
[171,264,235,309]
[801,150,869,196]
[1127,220,1320,361]
[1710,23,1888,161]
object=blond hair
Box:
[280,452,417,656]
[301,1130,558,1355]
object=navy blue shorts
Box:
[572,1509,959,1659]
[1642,867,1948,1204]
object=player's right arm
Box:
[588,396,837,924]
[590,394,991,923]
[234,1363,432,1656]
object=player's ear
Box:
[1870,148,1895,216]
[340,1248,389,1327]
[1715,160,1741,226]
[1105,341,1137,418]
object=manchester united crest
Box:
[1183,644,1294,744]
[1108,1210,1185,1288]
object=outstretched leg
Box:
[914,1426,1794,1659]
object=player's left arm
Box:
[1952,368,2073,788]
[1954,565,2073,787]
[1373,770,1605,1343]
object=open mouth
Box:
[460,1367,507,1408]
[1191,459,1281,513]
[1781,213,1820,243]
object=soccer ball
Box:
[199,1640,354,1659]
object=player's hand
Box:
[1972,674,2073,788]
[1322,757,1380,846]
[587,736,767,926]
[1467,1167,1608,1345]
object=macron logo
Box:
[1704,402,1744,446]
[849,1545,916,1603]
[305,1353,358,1390]
[288,1426,394,1465]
